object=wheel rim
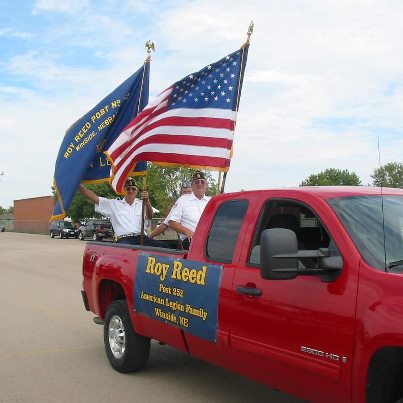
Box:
[108,315,126,359]
[93,234,97,241]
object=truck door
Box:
[229,197,358,403]
[182,198,250,369]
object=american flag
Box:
[107,45,249,193]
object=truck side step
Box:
[93,317,104,325]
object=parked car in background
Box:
[0,224,5,232]
[49,220,76,239]
[78,219,113,241]
[73,222,81,238]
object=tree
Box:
[0,206,13,215]
[63,164,218,221]
[371,162,403,188]
[300,168,361,186]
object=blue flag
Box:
[52,62,150,220]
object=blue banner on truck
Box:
[134,253,223,342]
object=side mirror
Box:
[260,229,343,282]
[260,228,299,280]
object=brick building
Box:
[14,196,55,234]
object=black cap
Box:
[181,181,192,188]
[192,171,206,182]
[124,177,138,188]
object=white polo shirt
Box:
[95,197,149,237]
[168,193,211,240]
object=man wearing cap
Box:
[149,181,193,240]
[167,171,211,250]
[78,178,168,247]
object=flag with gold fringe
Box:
[106,44,249,194]
[52,61,150,220]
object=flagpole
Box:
[136,41,154,114]
[220,21,253,194]
[140,174,147,245]
[140,41,155,245]
[217,171,222,194]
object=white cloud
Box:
[32,0,89,14]
[0,28,33,39]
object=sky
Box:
[1,0,402,208]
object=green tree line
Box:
[0,206,13,215]
[300,163,403,187]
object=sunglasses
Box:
[125,186,138,191]
[193,179,206,185]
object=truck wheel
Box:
[50,231,54,238]
[104,300,150,373]
[78,232,84,241]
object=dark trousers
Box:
[181,238,190,250]
[117,235,170,248]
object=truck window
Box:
[248,199,331,266]
[206,200,248,263]
[328,195,403,270]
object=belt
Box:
[115,233,141,241]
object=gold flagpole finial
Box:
[245,21,254,45]
[145,40,155,61]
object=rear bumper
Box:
[81,290,90,311]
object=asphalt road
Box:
[0,232,304,403]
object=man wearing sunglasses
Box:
[78,178,168,247]
[149,181,193,240]
[167,171,211,250]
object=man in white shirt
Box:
[168,171,211,249]
[79,177,168,247]
[149,180,193,240]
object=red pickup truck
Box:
[81,187,403,403]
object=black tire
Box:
[58,232,63,239]
[78,231,84,241]
[104,300,150,373]
[92,233,98,241]
[50,231,54,238]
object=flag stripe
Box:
[109,103,169,158]
[112,122,235,167]
[112,144,231,191]
[108,92,171,154]
[112,131,233,173]
[114,154,229,191]
[109,106,236,159]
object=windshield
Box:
[328,195,403,270]
[62,222,74,229]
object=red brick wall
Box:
[14,196,55,234]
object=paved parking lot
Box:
[0,232,303,403]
